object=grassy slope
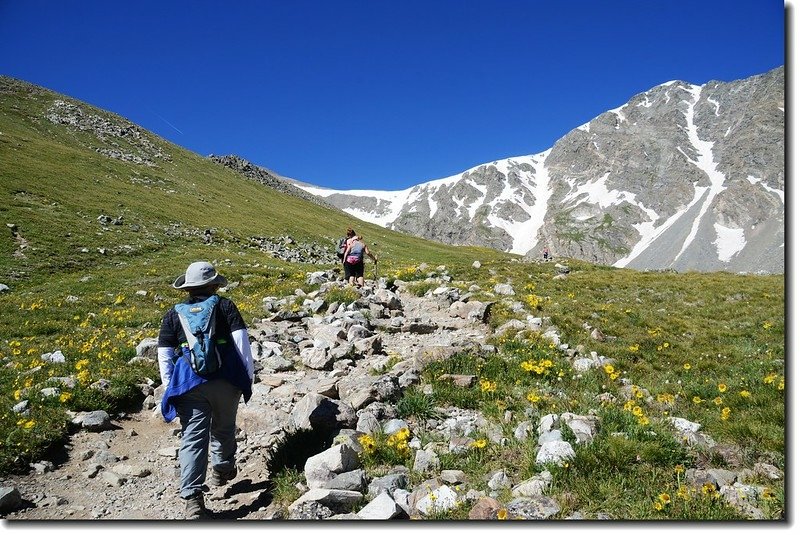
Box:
[0,76,489,284]
[0,77,785,519]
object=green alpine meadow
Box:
[0,76,784,519]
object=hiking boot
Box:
[208,466,237,487]
[183,493,207,520]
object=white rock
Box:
[357,491,402,519]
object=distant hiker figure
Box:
[542,246,550,261]
[343,235,377,287]
[336,227,356,261]
[157,261,254,519]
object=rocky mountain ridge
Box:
[295,67,784,274]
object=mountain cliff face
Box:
[297,67,784,273]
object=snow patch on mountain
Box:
[299,184,411,227]
[673,85,728,263]
[713,223,746,262]
[746,175,784,203]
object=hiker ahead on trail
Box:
[343,234,377,287]
[157,261,254,519]
[336,227,357,261]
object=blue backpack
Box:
[175,295,224,376]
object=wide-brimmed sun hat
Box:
[172,261,228,290]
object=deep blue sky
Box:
[0,0,785,190]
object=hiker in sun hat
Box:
[157,261,254,519]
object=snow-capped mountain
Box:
[295,67,784,273]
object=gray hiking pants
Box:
[173,379,241,498]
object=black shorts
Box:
[344,261,365,279]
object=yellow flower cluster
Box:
[520,358,554,376]
[623,399,649,426]
[656,341,670,351]
[603,363,621,381]
[479,378,497,393]
[763,373,784,391]
[386,428,411,457]
[526,391,542,403]
[76,369,91,385]
[16,418,36,430]
[524,294,541,309]
[392,266,419,281]
[656,392,676,406]
[653,492,671,511]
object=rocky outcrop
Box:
[209,154,340,211]
[45,99,172,166]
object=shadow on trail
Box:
[207,426,334,520]
[208,478,274,520]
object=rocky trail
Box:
[0,266,783,521]
[1,268,493,520]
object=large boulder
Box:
[304,444,361,489]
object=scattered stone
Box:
[357,491,403,519]
[506,496,561,519]
[289,488,363,515]
[468,496,502,519]
[754,462,783,481]
[100,471,127,487]
[437,374,476,387]
[304,444,360,489]
[72,411,115,432]
[135,338,158,360]
[0,487,23,514]
[415,484,458,516]
[536,441,575,465]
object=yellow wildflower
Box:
[692,396,703,404]
[659,493,671,504]
[683,363,691,370]
[721,407,731,421]
[471,438,488,449]
[479,379,497,393]
[718,383,727,393]
[497,508,508,520]
[739,390,751,398]
[358,435,376,454]
[713,396,723,406]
